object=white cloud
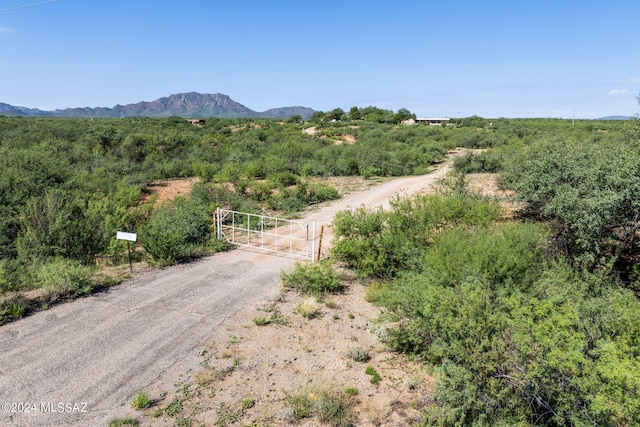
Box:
[629,77,640,83]
[0,26,13,33]
[608,88,632,96]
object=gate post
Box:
[311,221,316,262]
[216,207,222,240]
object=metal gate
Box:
[215,208,316,261]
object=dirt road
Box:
[0,156,454,426]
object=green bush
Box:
[33,257,98,303]
[374,221,640,426]
[131,389,151,410]
[283,384,354,426]
[502,136,640,268]
[281,261,341,296]
[268,180,340,214]
[140,197,212,267]
[108,418,139,427]
[331,193,502,278]
[267,171,298,187]
[164,398,183,417]
[364,366,382,385]
[453,150,503,173]
[0,294,28,325]
[0,258,101,324]
[252,316,270,326]
[306,183,340,204]
[344,387,359,396]
[270,192,307,213]
[0,260,16,294]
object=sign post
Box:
[116,231,137,272]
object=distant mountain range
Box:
[598,115,633,120]
[0,92,315,119]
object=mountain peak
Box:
[0,93,315,119]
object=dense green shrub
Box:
[140,197,212,267]
[373,223,640,426]
[33,257,98,300]
[453,150,503,173]
[382,223,549,356]
[0,257,108,323]
[281,261,341,296]
[0,259,18,293]
[267,171,298,187]
[15,188,127,264]
[502,137,640,267]
[0,294,28,325]
[331,193,502,278]
[269,181,340,214]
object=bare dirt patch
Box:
[334,134,357,145]
[466,173,506,198]
[466,173,521,217]
[303,126,318,136]
[302,126,357,145]
[343,134,357,144]
[143,270,433,427]
[310,175,392,197]
[142,177,199,206]
[230,123,262,132]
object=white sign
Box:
[116,231,137,242]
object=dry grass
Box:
[296,297,321,319]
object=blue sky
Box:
[1,0,639,118]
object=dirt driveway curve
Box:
[0,154,455,426]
